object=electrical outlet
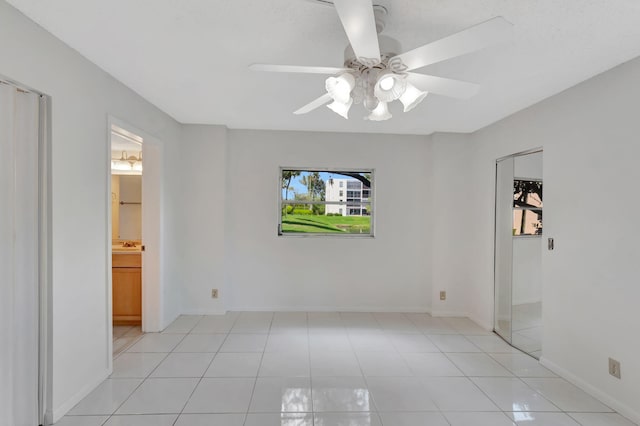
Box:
[609,358,621,379]
[440,291,446,301]
[211,289,219,299]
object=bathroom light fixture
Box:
[111,151,142,173]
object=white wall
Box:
[429,133,481,318]
[459,57,640,421]
[220,129,432,312]
[118,175,142,240]
[0,2,183,422]
[177,125,228,314]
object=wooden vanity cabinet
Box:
[112,253,141,325]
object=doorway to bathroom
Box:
[107,118,163,361]
[110,125,144,355]
[495,149,543,359]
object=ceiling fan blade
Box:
[250,64,350,74]
[394,17,513,71]
[333,0,381,63]
[294,93,333,115]
[407,73,480,99]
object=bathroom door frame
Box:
[106,116,163,367]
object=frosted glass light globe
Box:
[379,76,394,91]
[325,73,355,104]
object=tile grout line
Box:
[62,313,635,426]
[242,312,274,426]
[305,312,314,426]
[172,313,240,426]
[101,322,192,425]
[347,312,382,424]
[400,312,450,425]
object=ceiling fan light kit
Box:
[327,98,353,119]
[325,73,355,104]
[399,83,429,113]
[251,0,512,122]
[366,101,392,121]
[373,69,408,103]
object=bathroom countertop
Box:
[112,245,142,253]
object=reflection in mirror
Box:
[513,179,542,236]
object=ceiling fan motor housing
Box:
[343,35,402,70]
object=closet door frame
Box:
[0,75,52,426]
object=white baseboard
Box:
[539,357,640,425]
[430,310,469,318]
[513,297,542,306]
[179,309,228,316]
[227,306,429,313]
[467,313,493,331]
[159,311,182,331]
[45,410,54,425]
[430,311,493,331]
[51,369,110,424]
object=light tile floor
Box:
[113,325,143,357]
[56,312,636,426]
[512,302,542,358]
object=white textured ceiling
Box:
[8,0,640,135]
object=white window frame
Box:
[278,167,375,237]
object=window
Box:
[280,168,374,236]
[513,179,542,235]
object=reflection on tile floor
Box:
[54,312,637,426]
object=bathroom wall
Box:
[117,175,142,240]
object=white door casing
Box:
[141,139,163,332]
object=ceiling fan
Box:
[250,0,512,121]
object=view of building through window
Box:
[513,179,542,235]
[280,169,373,235]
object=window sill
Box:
[278,233,375,239]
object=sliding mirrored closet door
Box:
[495,150,543,359]
[495,156,514,342]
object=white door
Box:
[0,83,41,426]
[141,140,162,331]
